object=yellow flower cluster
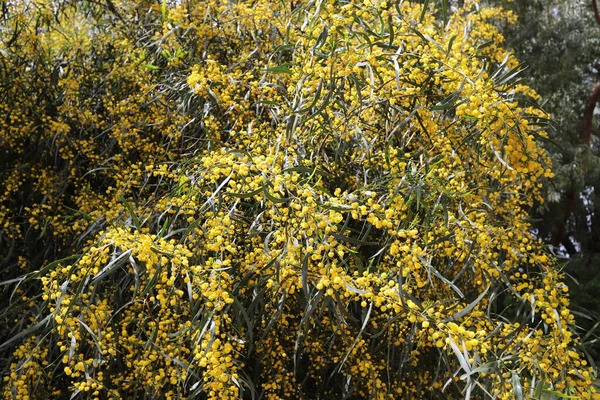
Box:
[6,228,241,399]
[1,0,597,398]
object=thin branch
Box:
[581,81,600,145]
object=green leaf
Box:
[264,65,293,74]
[344,281,370,295]
[443,286,489,322]
[144,63,159,71]
[0,315,52,351]
[254,100,280,106]
[511,372,524,400]
[419,0,430,23]
[441,0,448,26]
[446,35,456,56]
[448,336,471,374]
[262,186,291,204]
[36,254,82,277]
[121,196,141,229]
[542,389,579,399]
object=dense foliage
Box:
[0,0,597,398]
[499,0,600,363]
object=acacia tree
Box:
[1,0,597,399]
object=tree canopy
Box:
[0,0,597,398]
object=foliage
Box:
[497,0,600,363]
[0,0,597,398]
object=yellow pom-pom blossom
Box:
[1,0,596,399]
